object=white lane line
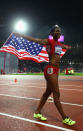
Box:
[31,86,83,92]
[0,83,37,86]
[60,85,83,88]
[0,94,83,107]
[61,102,83,107]
[26,85,83,92]
[19,85,83,92]
[0,84,10,85]
[0,112,74,131]
[0,83,83,87]
[0,83,83,91]
[0,84,83,92]
[0,84,20,87]
[26,84,83,88]
[60,88,83,92]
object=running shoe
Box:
[33,113,47,121]
[62,117,76,126]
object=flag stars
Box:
[34,45,37,47]
[10,41,12,43]
[14,42,17,45]
[36,48,38,50]
[5,34,43,56]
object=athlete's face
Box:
[52,27,61,40]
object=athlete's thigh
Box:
[46,74,59,93]
[46,80,52,92]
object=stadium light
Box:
[14,20,28,33]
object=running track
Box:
[0,75,83,131]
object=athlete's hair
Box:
[50,25,61,35]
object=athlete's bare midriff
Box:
[49,54,60,68]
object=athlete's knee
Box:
[57,92,60,98]
[53,92,60,100]
[43,90,52,98]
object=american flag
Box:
[0,34,66,63]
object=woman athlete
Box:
[14,25,76,126]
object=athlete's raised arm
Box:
[62,44,71,50]
[13,33,48,45]
[59,43,72,50]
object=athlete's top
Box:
[46,39,63,55]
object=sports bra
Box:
[46,39,63,55]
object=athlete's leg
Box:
[46,74,67,119]
[35,81,52,114]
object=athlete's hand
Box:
[13,32,22,37]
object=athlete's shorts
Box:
[44,65,59,77]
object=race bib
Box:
[47,68,53,74]
[55,46,62,55]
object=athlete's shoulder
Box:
[48,38,55,45]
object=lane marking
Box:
[0,94,83,107]
[61,102,83,107]
[26,83,83,87]
[0,112,74,131]
[0,83,83,87]
[0,83,83,92]
[0,83,83,88]
[60,88,83,92]
[29,86,83,92]
[0,84,10,85]
[60,85,83,88]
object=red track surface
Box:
[0,75,83,131]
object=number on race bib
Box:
[47,68,53,74]
[55,46,62,55]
